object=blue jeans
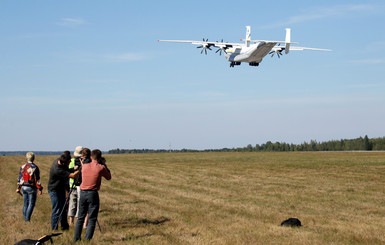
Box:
[21,186,37,221]
[74,190,99,241]
[48,190,69,230]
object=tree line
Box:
[0,151,64,157]
[108,135,385,154]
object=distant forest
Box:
[108,135,385,154]
[0,151,64,157]
[2,136,384,156]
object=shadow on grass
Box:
[111,216,171,228]
[102,232,156,242]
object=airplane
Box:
[158,26,331,67]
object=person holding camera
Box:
[68,146,83,225]
[79,148,91,228]
[48,151,80,231]
[74,149,111,242]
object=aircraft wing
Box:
[243,39,298,45]
[271,45,331,52]
[271,45,332,54]
[158,40,243,48]
[288,46,331,51]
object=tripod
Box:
[53,181,76,231]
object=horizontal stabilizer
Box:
[240,39,298,44]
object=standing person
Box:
[48,151,79,231]
[74,149,111,242]
[68,146,83,225]
[16,152,43,222]
[80,148,91,229]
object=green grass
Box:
[1,152,385,244]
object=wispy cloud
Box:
[288,4,374,24]
[103,53,149,62]
[53,51,149,63]
[2,96,130,107]
[57,18,86,27]
[350,58,385,64]
[347,83,384,89]
[361,41,385,53]
[262,4,376,29]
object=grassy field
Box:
[1,152,385,244]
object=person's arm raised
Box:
[69,170,80,179]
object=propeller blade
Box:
[205,49,207,55]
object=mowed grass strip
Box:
[1,152,385,244]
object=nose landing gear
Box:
[229,62,241,67]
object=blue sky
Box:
[1,1,384,151]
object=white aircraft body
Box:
[158,26,331,67]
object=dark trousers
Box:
[48,190,69,230]
[74,190,100,242]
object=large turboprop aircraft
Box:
[158,26,331,67]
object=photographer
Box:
[68,146,83,225]
[74,149,111,242]
[48,151,80,231]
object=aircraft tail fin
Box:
[246,26,251,47]
[285,28,291,54]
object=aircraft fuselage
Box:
[225,42,276,64]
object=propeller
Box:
[197,38,212,55]
[269,50,283,58]
[269,44,284,58]
[215,39,228,56]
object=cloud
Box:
[347,83,384,89]
[57,18,86,27]
[262,4,376,29]
[289,4,374,24]
[103,53,149,62]
[361,41,385,53]
[1,95,131,108]
[53,51,149,63]
[350,58,385,64]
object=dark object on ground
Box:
[15,233,62,245]
[281,218,302,227]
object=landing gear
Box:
[230,62,241,67]
[249,62,259,66]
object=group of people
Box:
[16,146,112,242]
